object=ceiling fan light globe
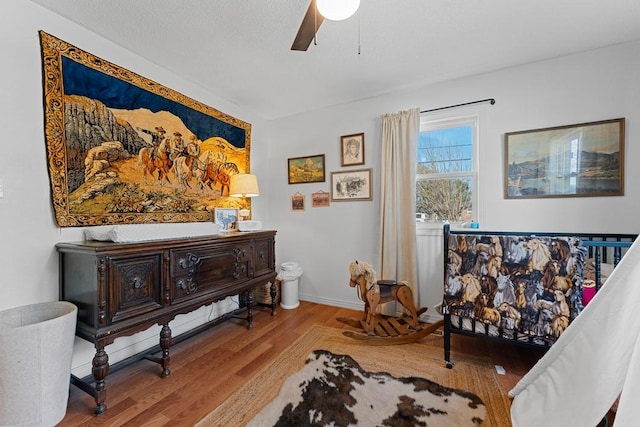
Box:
[316,0,360,21]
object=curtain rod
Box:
[420,98,495,114]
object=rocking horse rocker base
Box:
[339,262,444,345]
[337,307,444,345]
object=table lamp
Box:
[229,173,261,231]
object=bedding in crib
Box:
[443,232,587,346]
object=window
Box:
[416,115,478,224]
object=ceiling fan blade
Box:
[291,0,324,51]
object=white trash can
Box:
[277,262,303,310]
[0,301,77,427]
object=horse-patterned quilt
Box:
[443,233,587,345]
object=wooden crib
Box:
[442,223,636,368]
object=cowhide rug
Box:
[249,349,486,426]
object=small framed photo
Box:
[288,154,326,184]
[331,168,373,201]
[213,208,238,232]
[340,133,365,166]
[291,193,305,211]
[311,190,330,207]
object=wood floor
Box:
[58,301,549,426]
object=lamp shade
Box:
[316,0,360,21]
[229,174,260,197]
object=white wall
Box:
[3,0,640,375]
[1,1,271,375]
[268,40,640,317]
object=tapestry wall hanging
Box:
[39,31,251,226]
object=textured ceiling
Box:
[30,0,640,120]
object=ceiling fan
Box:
[291,0,361,51]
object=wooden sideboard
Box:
[57,230,276,415]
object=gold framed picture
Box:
[288,154,326,184]
[291,193,305,211]
[311,191,330,207]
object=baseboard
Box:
[299,293,363,311]
[299,294,444,325]
[420,313,444,324]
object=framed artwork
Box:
[288,154,325,184]
[505,118,625,199]
[311,190,330,207]
[291,193,305,211]
[213,208,238,232]
[39,31,251,227]
[340,132,365,166]
[331,169,373,201]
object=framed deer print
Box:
[39,31,251,226]
[213,208,238,232]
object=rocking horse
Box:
[337,260,444,345]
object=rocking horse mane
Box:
[349,260,377,286]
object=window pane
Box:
[418,125,473,174]
[416,117,476,224]
[416,177,473,222]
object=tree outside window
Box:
[416,116,477,224]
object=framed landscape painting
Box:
[504,118,624,199]
[287,154,325,184]
[39,31,251,226]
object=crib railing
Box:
[582,239,635,291]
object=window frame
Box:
[416,113,479,229]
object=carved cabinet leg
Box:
[269,281,278,316]
[91,347,109,416]
[246,290,254,329]
[160,323,172,378]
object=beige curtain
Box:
[379,108,420,314]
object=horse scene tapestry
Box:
[39,31,251,226]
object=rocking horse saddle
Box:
[376,280,399,298]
